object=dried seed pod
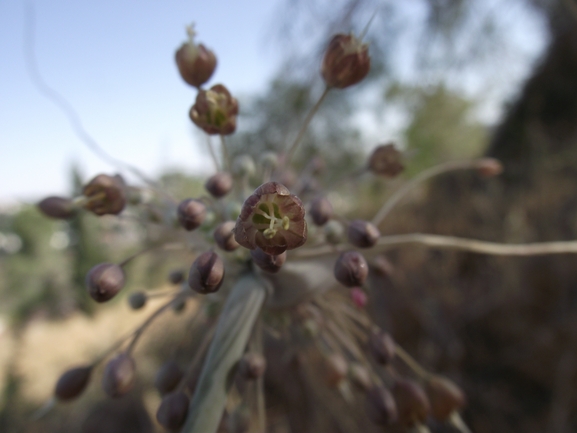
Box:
[238,353,267,380]
[347,219,380,248]
[82,174,126,216]
[349,362,372,391]
[154,360,185,395]
[205,172,234,198]
[128,292,147,310]
[369,330,396,364]
[476,157,503,178]
[213,221,240,251]
[86,263,125,303]
[102,353,136,398]
[321,33,371,89]
[334,251,369,287]
[37,196,75,219]
[190,84,239,135]
[309,196,333,226]
[366,385,398,425]
[54,365,93,401]
[177,199,207,231]
[168,269,185,285]
[175,24,217,88]
[188,251,225,294]
[250,247,287,273]
[367,143,404,177]
[156,391,190,431]
[324,353,348,386]
[392,378,431,427]
[233,182,307,255]
[425,375,466,421]
[350,287,367,308]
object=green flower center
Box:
[252,201,290,239]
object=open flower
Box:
[233,182,307,255]
[189,84,239,135]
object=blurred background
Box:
[2,0,577,431]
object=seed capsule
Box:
[102,353,136,398]
[177,199,207,231]
[347,219,380,248]
[250,247,287,273]
[476,157,503,178]
[155,360,185,395]
[366,386,398,425]
[214,221,240,252]
[238,353,267,380]
[369,330,396,364]
[321,33,371,89]
[156,391,190,431]
[175,24,217,88]
[128,292,147,310]
[168,269,185,285]
[309,196,333,226]
[82,174,126,216]
[392,379,431,427]
[188,251,225,294]
[205,172,234,198]
[54,365,93,401]
[334,251,369,287]
[425,375,466,421]
[37,196,75,219]
[86,263,125,303]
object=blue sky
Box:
[0,0,283,204]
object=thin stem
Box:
[118,242,185,268]
[205,135,221,171]
[394,344,429,380]
[220,134,231,172]
[284,87,331,169]
[371,159,488,227]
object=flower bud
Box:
[324,353,348,386]
[234,182,307,256]
[37,196,75,219]
[156,391,190,431]
[128,292,147,310]
[366,386,398,425]
[321,33,370,89]
[350,287,367,308]
[334,251,369,287]
[188,251,225,294]
[82,174,126,216]
[232,155,256,178]
[425,375,466,421]
[368,143,404,177]
[250,247,287,273]
[392,379,431,427]
[102,353,136,398]
[347,219,380,248]
[309,196,333,226]
[54,365,93,401]
[476,157,503,178]
[177,199,207,231]
[86,263,125,303]
[214,221,240,251]
[238,353,267,380]
[168,269,185,285]
[190,84,239,135]
[349,363,372,391]
[205,172,234,198]
[175,24,217,88]
[155,360,185,395]
[369,330,396,364]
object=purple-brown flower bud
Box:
[425,375,466,421]
[168,269,185,285]
[37,196,75,219]
[54,365,93,401]
[234,182,307,256]
[368,143,404,177]
[175,25,217,88]
[190,84,239,135]
[177,199,207,231]
[205,172,234,198]
[475,157,503,178]
[309,196,333,226]
[369,329,396,365]
[102,353,136,398]
[86,263,125,303]
[347,219,380,248]
[156,391,190,431]
[250,248,287,273]
[366,386,398,425]
[392,379,431,427]
[238,353,267,380]
[334,251,369,287]
[321,33,370,89]
[214,221,240,251]
[128,292,147,310]
[188,251,225,294]
[82,174,126,216]
[155,360,185,395]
